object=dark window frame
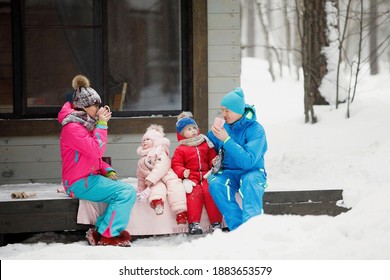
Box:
[0,0,208,136]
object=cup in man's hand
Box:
[213,117,225,129]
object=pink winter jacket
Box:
[136,137,187,213]
[58,102,113,190]
[136,138,176,188]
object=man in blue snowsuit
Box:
[207,87,267,230]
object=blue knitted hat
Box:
[221,87,245,114]
[176,117,198,134]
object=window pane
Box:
[0,0,13,114]
[107,0,182,112]
[24,0,101,113]
[25,28,97,108]
[25,0,94,26]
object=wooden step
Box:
[0,184,351,245]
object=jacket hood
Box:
[154,137,170,148]
[137,137,171,156]
[235,104,258,126]
[245,104,257,120]
[58,102,74,124]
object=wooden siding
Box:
[0,133,180,184]
[207,0,241,125]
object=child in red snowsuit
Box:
[171,112,223,234]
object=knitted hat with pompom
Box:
[176,111,198,135]
[142,124,165,142]
[72,75,101,109]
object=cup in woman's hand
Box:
[96,107,105,117]
[97,105,112,122]
[103,105,111,112]
[97,105,110,116]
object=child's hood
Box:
[154,137,170,149]
[137,137,171,157]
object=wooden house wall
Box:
[0,134,177,184]
[207,0,241,125]
[0,0,241,185]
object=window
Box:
[0,0,208,137]
[23,0,101,117]
[107,1,184,115]
[0,0,189,118]
[0,0,13,114]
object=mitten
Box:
[137,187,152,202]
[183,179,196,193]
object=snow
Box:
[2,57,390,279]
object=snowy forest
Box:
[240,0,390,123]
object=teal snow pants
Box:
[67,175,136,237]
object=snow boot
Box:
[189,222,203,235]
[97,230,131,247]
[151,198,164,215]
[85,227,100,246]
[211,222,222,232]
[176,211,187,225]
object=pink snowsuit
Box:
[137,137,187,214]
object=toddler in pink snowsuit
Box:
[136,124,187,225]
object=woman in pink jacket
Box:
[136,124,187,225]
[58,75,136,247]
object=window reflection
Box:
[24,0,100,112]
[107,0,181,112]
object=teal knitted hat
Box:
[221,87,245,114]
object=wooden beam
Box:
[0,117,178,136]
[192,0,208,133]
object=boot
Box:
[150,199,164,215]
[176,211,187,225]
[85,227,100,246]
[189,222,203,235]
[211,222,222,232]
[97,230,131,247]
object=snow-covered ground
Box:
[2,57,390,279]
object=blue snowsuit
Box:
[207,105,267,230]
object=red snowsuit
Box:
[171,133,222,224]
